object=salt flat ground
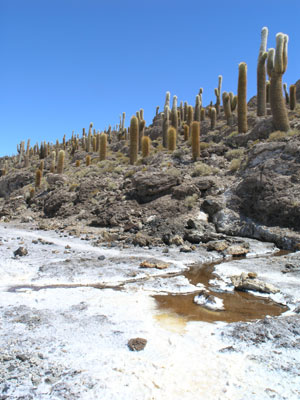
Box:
[0,224,299,399]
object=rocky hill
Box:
[1,79,300,253]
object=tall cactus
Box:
[165,91,170,110]
[222,92,232,125]
[167,127,176,151]
[129,116,139,165]
[162,107,170,148]
[35,169,42,188]
[194,95,201,122]
[283,83,289,104]
[191,121,200,161]
[257,27,268,116]
[141,136,151,158]
[99,133,107,161]
[171,95,178,132]
[290,84,297,110]
[187,105,194,126]
[237,62,248,133]
[267,33,290,131]
[210,107,216,129]
[57,150,65,174]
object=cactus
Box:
[156,106,159,116]
[214,88,220,115]
[50,151,56,173]
[187,105,194,126]
[194,95,201,122]
[129,116,139,165]
[29,187,35,199]
[266,80,270,103]
[237,62,248,133]
[179,101,184,123]
[162,107,170,148]
[39,160,44,171]
[222,92,232,125]
[35,169,42,188]
[283,83,289,104]
[218,75,222,106]
[99,133,107,161]
[92,136,97,152]
[267,33,290,131]
[200,108,205,121]
[139,119,146,150]
[57,150,65,174]
[191,121,200,161]
[184,102,188,121]
[75,160,81,167]
[290,84,297,110]
[183,124,189,141]
[142,136,151,158]
[171,95,178,132]
[210,107,216,129]
[86,155,91,166]
[257,27,268,116]
[165,91,170,110]
[167,127,176,151]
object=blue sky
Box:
[1,0,300,156]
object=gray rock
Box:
[230,272,280,294]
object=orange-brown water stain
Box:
[154,262,288,324]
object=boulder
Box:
[129,172,180,203]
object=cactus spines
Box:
[75,160,81,167]
[283,83,289,104]
[57,150,65,174]
[222,92,232,125]
[39,160,44,171]
[194,95,201,122]
[141,136,151,158]
[187,105,194,126]
[191,121,200,161]
[210,107,217,129]
[290,84,297,110]
[237,62,248,133]
[129,116,139,165]
[179,101,184,123]
[162,106,170,148]
[267,33,290,131]
[99,133,107,161]
[167,127,176,151]
[183,124,189,141]
[257,27,268,116]
[35,169,42,188]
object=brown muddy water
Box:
[154,261,288,323]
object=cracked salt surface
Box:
[0,224,300,399]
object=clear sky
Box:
[1,0,300,156]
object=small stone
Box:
[248,272,257,279]
[139,261,168,270]
[180,245,193,253]
[162,248,169,254]
[14,247,28,257]
[169,235,184,246]
[207,240,228,252]
[127,338,147,351]
[98,255,106,261]
[65,245,71,249]
[226,244,249,256]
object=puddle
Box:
[154,262,288,323]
